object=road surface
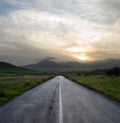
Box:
[0,76,120,123]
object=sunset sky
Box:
[0,0,120,65]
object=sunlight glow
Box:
[76,55,88,61]
[66,47,85,53]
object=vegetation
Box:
[0,74,54,106]
[65,74,120,102]
[0,62,42,75]
[75,67,120,76]
[0,61,120,105]
[106,67,120,76]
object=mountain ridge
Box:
[0,61,39,74]
[23,58,120,71]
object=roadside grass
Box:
[65,74,120,102]
[0,75,54,106]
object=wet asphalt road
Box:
[0,76,120,123]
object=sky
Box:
[0,0,120,65]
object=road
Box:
[0,76,120,123]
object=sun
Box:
[76,55,88,61]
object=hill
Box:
[23,58,120,71]
[0,62,40,74]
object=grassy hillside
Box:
[0,62,41,75]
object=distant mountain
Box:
[0,62,39,74]
[23,58,120,71]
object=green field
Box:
[66,74,120,102]
[1,68,120,106]
[0,74,54,106]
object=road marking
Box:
[59,78,63,123]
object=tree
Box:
[106,67,120,76]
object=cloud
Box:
[0,0,120,65]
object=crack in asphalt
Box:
[47,82,59,123]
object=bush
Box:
[106,67,120,76]
[0,90,6,97]
[77,73,81,76]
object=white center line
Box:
[59,77,63,123]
